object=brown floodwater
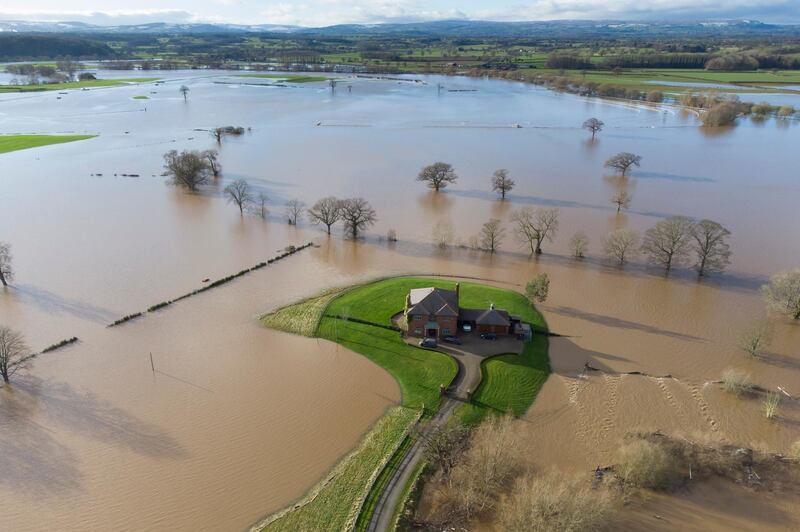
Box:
[1,71,799,530]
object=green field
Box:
[526,68,800,93]
[0,78,160,93]
[236,73,329,83]
[132,95,150,99]
[259,276,551,530]
[0,134,96,154]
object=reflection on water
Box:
[0,71,799,531]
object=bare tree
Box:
[387,228,398,242]
[179,85,190,100]
[762,268,800,320]
[526,273,550,303]
[479,219,505,253]
[339,198,377,239]
[417,162,457,192]
[202,149,221,177]
[307,196,341,234]
[611,190,632,213]
[285,199,305,225]
[739,320,774,358]
[212,127,224,144]
[605,152,642,176]
[491,169,515,200]
[603,229,639,265]
[162,150,212,191]
[570,232,589,259]
[223,179,253,215]
[0,242,13,287]
[583,117,604,140]
[432,221,455,249]
[0,326,29,383]
[641,216,693,272]
[511,207,560,255]
[691,219,732,276]
[254,192,269,219]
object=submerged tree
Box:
[432,221,455,249]
[417,162,458,192]
[641,216,693,272]
[163,150,212,191]
[202,149,221,177]
[491,169,515,200]
[525,273,550,304]
[479,219,505,253]
[179,85,190,100]
[339,197,377,239]
[603,229,639,265]
[511,207,560,255]
[604,152,642,176]
[307,196,342,234]
[762,268,800,320]
[223,179,253,215]
[691,219,732,276]
[583,117,604,140]
[254,192,269,219]
[570,231,589,259]
[0,242,13,287]
[738,320,774,358]
[611,190,632,213]
[285,199,305,225]
[0,326,29,383]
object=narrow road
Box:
[366,398,458,532]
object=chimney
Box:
[455,282,460,299]
[490,303,495,310]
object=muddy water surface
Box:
[1,71,799,530]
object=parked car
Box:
[480,332,497,340]
[418,338,438,348]
[442,336,462,345]
[462,324,472,332]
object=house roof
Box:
[407,287,459,318]
[475,308,511,327]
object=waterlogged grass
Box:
[260,288,345,337]
[262,407,417,532]
[237,73,329,83]
[0,78,160,93]
[132,95,150,100]
[0,135,96,154]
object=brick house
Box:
[405,283,512,338]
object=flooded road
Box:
[1,71,799,529]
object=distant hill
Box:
[1,18,798,38]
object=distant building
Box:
[404,283,517,339]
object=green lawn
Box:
[258,276,551,530]
[0,78,160,93]
[132,95,150,100]
[0,135,96,154]
[236,73,329,83]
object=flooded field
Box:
[1,71,799,530]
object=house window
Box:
[414,328,422,334]
[414,315,422,321]
[442,328,450,335]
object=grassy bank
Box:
[259,276,550,530]
[236,74,328,83]
[0,78,160,93]
[0,134,96,154]
[261,407,418,532]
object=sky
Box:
[1,1,799,27]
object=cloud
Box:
[0,9,197,25]
[259,1,466,26]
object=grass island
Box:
[259,276,550,531]
[0,134,97,154]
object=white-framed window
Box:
[414,315,422,321]
[414,328,422,334]
[442,329,450,335]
